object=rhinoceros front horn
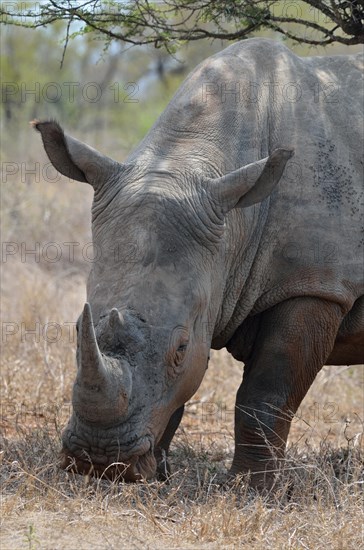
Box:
[78,302,107,386]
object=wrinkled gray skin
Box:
[34,39,363,489]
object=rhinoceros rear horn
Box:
[208,148,294,213]
[109,308,124,331]
[78,302,107,386]
[31,120,122,189]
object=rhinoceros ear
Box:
[31,120,121,188]
[208,148,294,213]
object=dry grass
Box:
[1,170,363,549]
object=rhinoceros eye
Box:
[177,343,188,352]
[167,327,189,374]
[175,341,188,365]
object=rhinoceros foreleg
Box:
[230,297,345,490]
[155,405,185,481]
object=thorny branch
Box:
[1,0,363,52]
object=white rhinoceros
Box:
[34,38,363,489]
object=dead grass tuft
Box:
[1,408,363,548]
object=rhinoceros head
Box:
[33,120,292,480]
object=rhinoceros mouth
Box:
[60,435,157,481]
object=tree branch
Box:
[1,0,362,51]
